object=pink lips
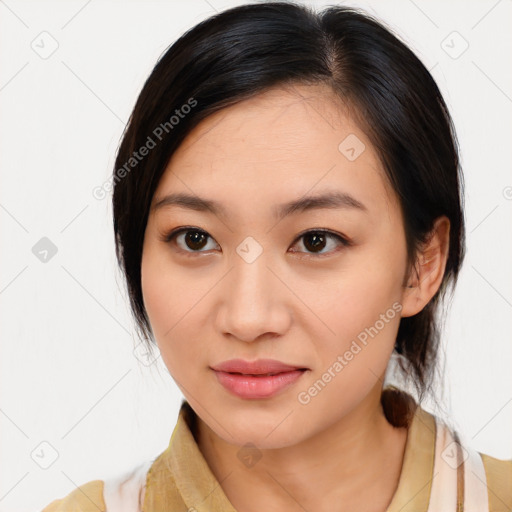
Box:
[211,358,307,399]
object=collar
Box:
[143,395,435,512]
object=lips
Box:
[210,359,308,399]
[210,358,307,375]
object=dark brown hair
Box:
[112,1,465,405]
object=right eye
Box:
[162,227,220,255]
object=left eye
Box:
[290,230,350,257]
[162,228,350,257]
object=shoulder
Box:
[41,459,152,512]
[41,480,106,512]
[480,452,512,511]
[408,400,511,512]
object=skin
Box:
[141,83,450,512]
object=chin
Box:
[212,404,305,449]
[226,427,301,451]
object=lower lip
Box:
[213,369,306,399]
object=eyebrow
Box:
[151,191,368,220]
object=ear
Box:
[400,216,450,318]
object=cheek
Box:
[320,292,400,377]
[306,240,405,370]
[298,276,401,415]
[141,245,211,378]
[141,248,170,338]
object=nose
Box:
[216,252,291,343]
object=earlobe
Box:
[400,216,450,318]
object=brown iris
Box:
[185,231,208,250]
[302,232,327,253]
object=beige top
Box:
[42,397,512,512]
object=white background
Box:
[0,0,511,510]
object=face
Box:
[141,84,411,449]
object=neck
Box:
[196,385,409,512]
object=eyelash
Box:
[160,226,352,259]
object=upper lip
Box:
[211,358,307,375]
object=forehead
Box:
[152,84,398,221]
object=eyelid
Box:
[160,226,352,257]
[159,226,219,255]
[290,228,351,258]
[161,226,215,246]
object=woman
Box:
[42,2,511,511]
